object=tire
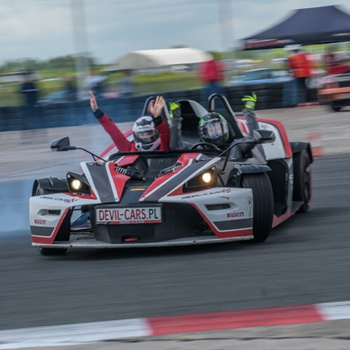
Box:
[34,184,49,196]
[242,173,274,242]
[33,182,58,196]
[32,178,68,196]
[331,103,341,112]
[38,247,68,256]
[293,150,312,213]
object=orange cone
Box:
[307,131,324,157]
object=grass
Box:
[0,71,205,107]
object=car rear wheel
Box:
[242,173,274,242]
[293,150,312,213]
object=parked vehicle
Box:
[228,68,293,86]
[317,70,350,111]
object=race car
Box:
[29,94,313,255]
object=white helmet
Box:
[132,116,160,151]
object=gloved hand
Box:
[242,92,257,109]
[169,101,181,119]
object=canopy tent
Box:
[107,48,212,71]
[242,5,350,50]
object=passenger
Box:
[89,91,170,151]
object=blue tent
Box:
[243,5,350,50]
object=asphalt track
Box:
[0,105,350,349]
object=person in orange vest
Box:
[287,46,313,104]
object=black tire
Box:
[34,184,49,196]
[38,247,68,256]
[331,103,341,112]
[242,173,274,242]
[33,182,58,196]
[293,150,312,213]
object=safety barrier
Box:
[0,84,318,132]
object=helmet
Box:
[132,116,160,151]
[198,112,229,147]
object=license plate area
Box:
[96,205,162,224]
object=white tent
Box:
[108,48,212,71]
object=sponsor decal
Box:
[181,188,231,200]
[227,212,244,218]
[34,219,46,225]
[96,207,161,224]
[130,188,146,191]
[40,196,79,204]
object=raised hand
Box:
[148,95,165,118]
[89,90,98,112]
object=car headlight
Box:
[201,172,213,184]
[66,172,91,195]
[71,179,83,191]
[184,168,216,192]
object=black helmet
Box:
[198,112,229,147]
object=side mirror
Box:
[51,137,74,151]
[252,129,276,143]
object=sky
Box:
[1,0,350,66]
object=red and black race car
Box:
[29,94,313,256]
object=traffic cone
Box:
[307,131,324,157]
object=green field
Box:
[1,44,347,107]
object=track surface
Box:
[1,153,350,331]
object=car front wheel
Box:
[228,173,274,243]
[293,150,312,213]
[242,173,274,242]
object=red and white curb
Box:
[0,301,350,349]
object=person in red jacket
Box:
[198,53,224,101]
[89,91,170,152]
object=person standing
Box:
[20,72,39,140]
[119,70,134,98]
[198,53,224,102]
[287,46,312,105]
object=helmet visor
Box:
[134,130,158,144]
[202,120,225,139]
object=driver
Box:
[89,91,170,152]
[198,112,229,148]
[170,93,260,151]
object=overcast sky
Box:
[1,0,349,65]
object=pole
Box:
[217,0,236,82]
[70,0,90,100]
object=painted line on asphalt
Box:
[0,301,350,349]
